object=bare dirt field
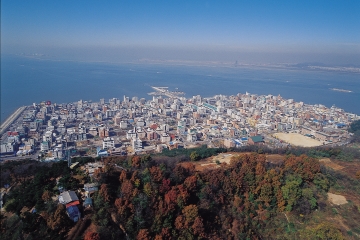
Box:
[328,193,348,205]
[195,163,220,171]
[319,158,345,170]
[266,154,285,165]
[183,153,244,172]
[212,153,240,164]
[192,152,271,171]
[273,133,323,147]
[333,160,360,179]
[193,153,287,172]
[195,153,240,171]
[319,158,360,179]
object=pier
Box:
[0,106,27,136]
[148,86,185,98]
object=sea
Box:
[1,54,360,123]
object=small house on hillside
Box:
[59,191,79,204]
[83,197,93,208]
[59,191,81,222]
[83,183,99,197]
[66,205,81,222]
[84,183,99,192]
[84,162,104,178]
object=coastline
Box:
[0,106,27,135]
[2,55,360,117]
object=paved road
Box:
[0,106,27,135]
[0,149,40,161]
[0,154,38,161]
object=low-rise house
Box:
[58,190,81,222]
[97,149,109,157]
[85,162,104,177]
[59,190,79,204]
[83,197,93,208]
[66,205,81,222]
[248,135,265,145]
[83,183,99,196]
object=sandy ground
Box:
[211,153,239,164]
[193,153,242,171]
[328,193,348,205]
[202,152,278,169]
[266,154,285,164]
[273,133,323,147]
[319,158,345,170]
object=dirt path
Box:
[66,216,91,240]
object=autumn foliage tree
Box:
[99,184,112,202]
[131,155,141,168]
[192,216,205,237]
[356,170,360,179]
[149,166,163,183]
[84,231,101,240]
[47,204,71,232]
[2,149,346,239]
[136,229,150,240]
[182,204,198,224]
[41,190,52,202]
[82,153,338,239]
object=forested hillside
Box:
[1,148,360,239]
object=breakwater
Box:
[0,106,26,136]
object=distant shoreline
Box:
[330,88,353,93]
[2,55,360,121]
[5,53,360,74]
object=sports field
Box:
[273,133,323,147]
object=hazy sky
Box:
[1,0,360,64]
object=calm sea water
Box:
[1,55,360,123]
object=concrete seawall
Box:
[0,106,27,136]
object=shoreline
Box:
[0,106,27,136]
[330,88,353,93]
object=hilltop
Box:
[1,145,360,239]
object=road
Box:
[0,152,39,161]
[0,106,27,135]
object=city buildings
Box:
[1,90,358,159]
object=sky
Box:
[1,0,360,64]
